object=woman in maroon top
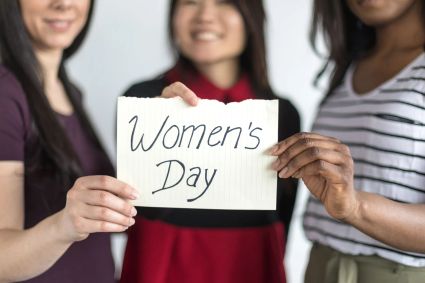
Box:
[120,0,300,282]
[0,1,138,282]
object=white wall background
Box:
[68,1,326,282]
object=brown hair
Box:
[168,0,273,96]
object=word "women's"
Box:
[129,115,263,152]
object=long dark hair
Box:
[168,0,273,98]
[0,0,104,187]
[310,0,377,96]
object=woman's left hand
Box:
[270,132,359,222]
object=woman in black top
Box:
[120,1,300,282]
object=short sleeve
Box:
[0,68,30,161]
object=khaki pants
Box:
[304,243,425,283]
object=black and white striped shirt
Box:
[303,53,425,267]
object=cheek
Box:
[75,1,91,30]
[172,10,191,44]
[225,14,246,50]
[20,3,42,38]
[391,0,419,16]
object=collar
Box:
[164,64,255,103]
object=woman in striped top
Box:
[271,0,425,282]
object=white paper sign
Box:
[117,97,278,210]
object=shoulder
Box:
[0,65,31,144]
[0,64,29,110]
[0,65,25,96]
[267,90,300,123]
[123,75,168,98]
[278,97,299,120]
[402,55,425,91]
[268,92,301,139]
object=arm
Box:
[0,161,70,282]
[0,161,138,282]
[271,132,425,253]
[347,191,425,253]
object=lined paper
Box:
[117,97,278,210]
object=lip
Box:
[44,18,74,32]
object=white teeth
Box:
[46,20,71,29]
[52,21,68,28]
[194,32,219,41]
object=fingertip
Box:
[130,190,140,200]
[191,96,199,106]
[268,145,278,155]
[185,91,198,106]
[131,206,137,217]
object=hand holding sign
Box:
[117,97,278,210]
[56,176,138,243]
[160,81,199,106]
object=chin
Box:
[358,13,400,26]
[43,38,75,51]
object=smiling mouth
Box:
[44,19,74,31]
[192,31,221,41]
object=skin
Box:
[0,1,137,282]
[271,0,425,253]
[161,0,246,102]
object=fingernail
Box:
[129,218,135,226]
[131,207,137,216]
[131,190,140,200]
[192,97,199,106]
[279,167,288,178]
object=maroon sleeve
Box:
[0,67,30,161]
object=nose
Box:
[51,0,73,11]
[195,0,217,24]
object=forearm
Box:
[347,191,425,253]
[0,212,72,282]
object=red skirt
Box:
[120,217,286,283]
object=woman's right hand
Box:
[270,132,357,221]
[56,175,139,243]
[161,81,199,106]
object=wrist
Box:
[48,210,74,246]
[342,190,364,225]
